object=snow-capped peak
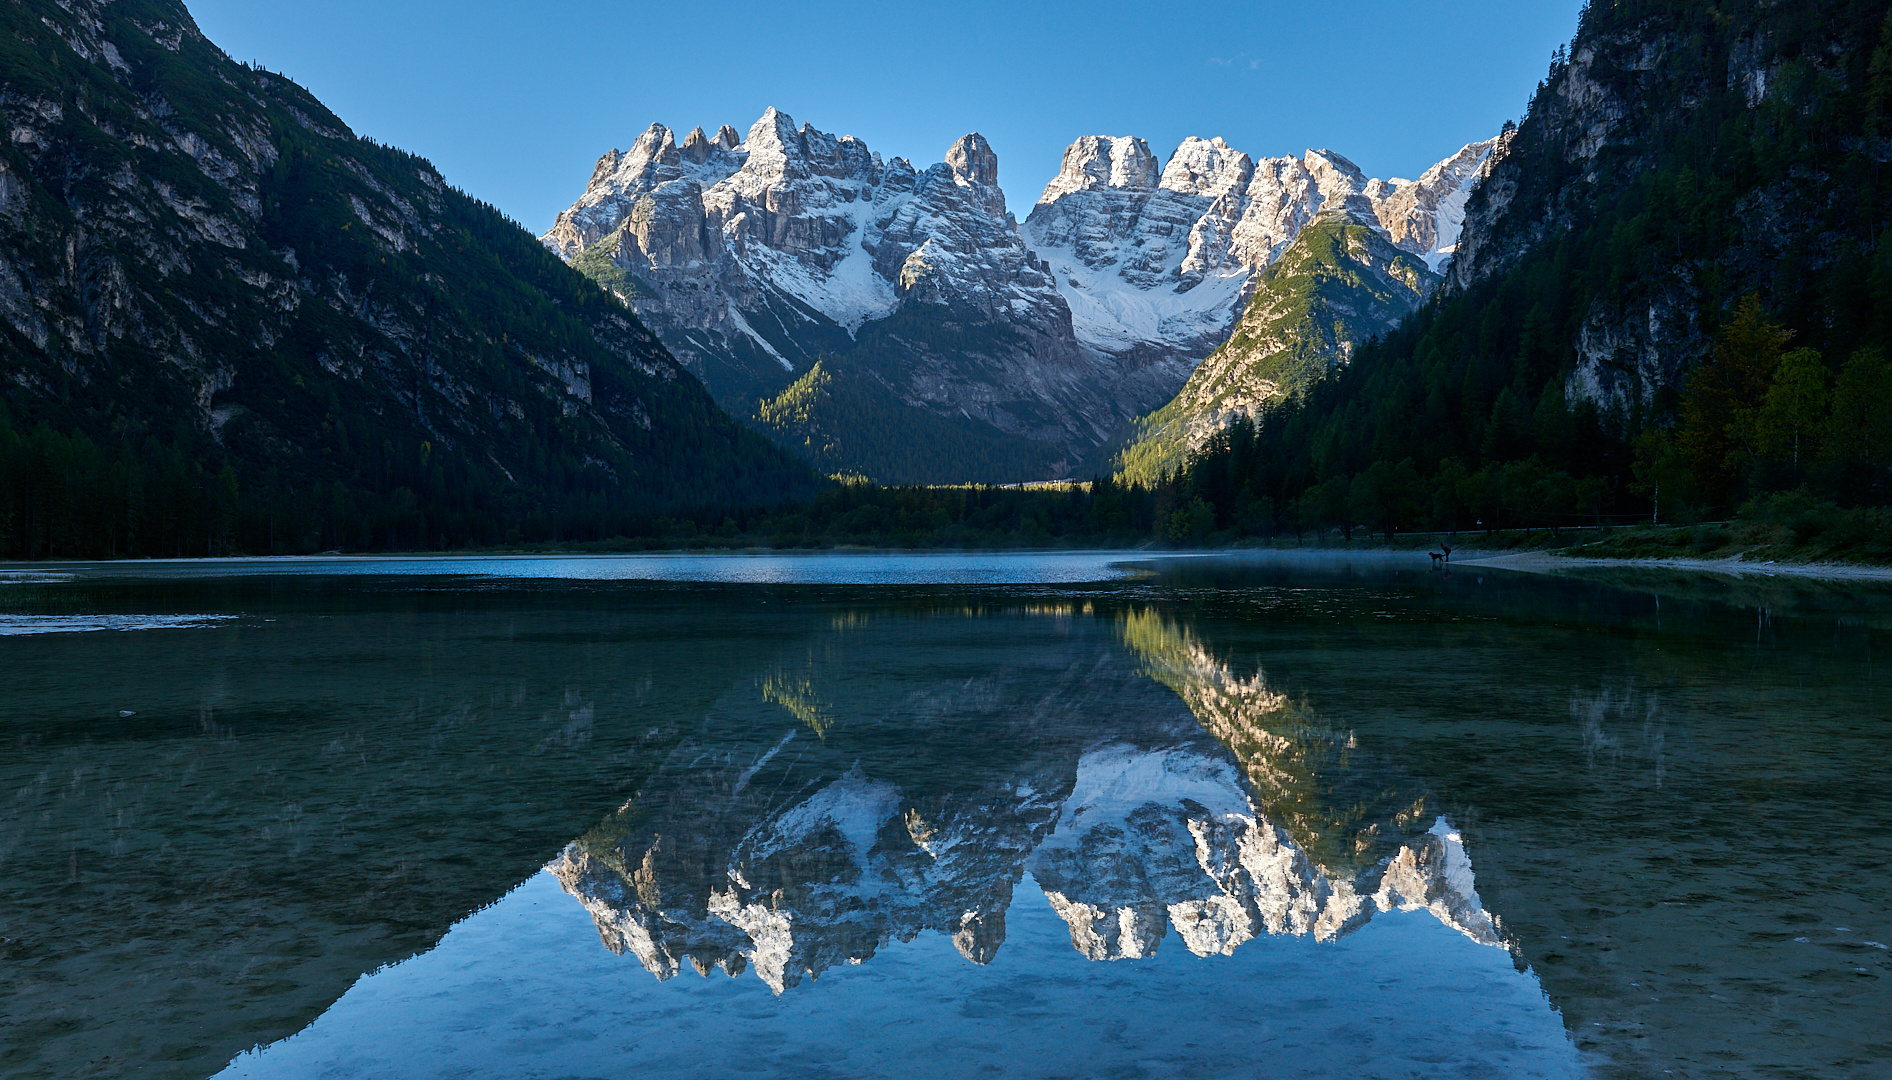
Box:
[1371,137,1504,272]
[1158,136,1253,199]
[1021,133,1502,361]
[542,108,1068,345]
[1036,135,1160,203]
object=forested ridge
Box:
[753,351,1065,486]
[1157,0,1892,546]
[1117,210,1439,488]
[0,0,817,560]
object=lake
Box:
[2,552,1888,1079]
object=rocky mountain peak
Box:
[945,132,1000,187]
[745,105,797,148]
[732,107,885,186]
[1038,135,1159,202]
[1373,137,1503,272]
[1302,148,1369,205]
[586,147,622,187]
[640,122,681,165]
[740,106,805,176]
[1158,137,1253,198]
[680,125,712,163]
[542,116,748,260]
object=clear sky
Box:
[189,0,1586,235]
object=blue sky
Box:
[190,0,1586,234]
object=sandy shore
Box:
[1458,550,1892,581]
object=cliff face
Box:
[0,0,812,556]
[1447,0,1892,413]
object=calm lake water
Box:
[2,552,1888,1079]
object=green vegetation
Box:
[0,0,817,559]
[751,356,1063,485]
[1563,491,1892,564]
[550,478,1160,551]
[1203,215,1434,407]
[1146,0,1892,560]
[568,232,650,302]
[1117,213,1436,486]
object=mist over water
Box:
[3,553,1887,1079]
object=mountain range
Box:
[545,114,1498,483]
[1113,140,1506,484]
[10,0,1879,553]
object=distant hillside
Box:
[1117,204,1439,485]
[753,356,1063,485]
[0,0,817,558]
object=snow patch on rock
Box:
[1023,136,1501,363]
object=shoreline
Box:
[6,544,1892,582]
[1455,549,1892,582]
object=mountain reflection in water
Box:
[551,607,1502,992]
[213,591,1588,1080]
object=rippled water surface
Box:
[2,553,1888,1079]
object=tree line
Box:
[0,400,1168,558]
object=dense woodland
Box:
[1153,0,1892,548]
[0,0,814,560]
[0,417,1157,556]
[0,398,806,559]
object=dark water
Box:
[2,553,1888,1079]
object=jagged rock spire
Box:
[945,133,998,187]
